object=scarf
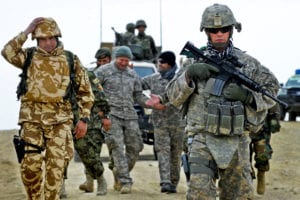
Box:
[206,40,234,61]
[159,64,178,81]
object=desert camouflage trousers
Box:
[104,115,143,184]
[20,121,73,200]
[154,125,185,186]
[73,129,105,178]
[187,133,254,200]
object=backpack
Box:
[16,47,77,102]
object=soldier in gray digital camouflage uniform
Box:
[94,46,160,194]
[163,4,279,200]
[141,51,186,193]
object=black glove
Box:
[186,63,219,80]
[223,83,253,104]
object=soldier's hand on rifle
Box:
[223,83,253,104]
[102,118,112,132]
[186,63,219,81]
[24,17,44,36]
[74,120,88,139]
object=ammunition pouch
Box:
[13,135,44,163]
[206,100,244,136]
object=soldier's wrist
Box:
[80,117,89,123]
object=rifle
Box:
[111,27,123,46]
[180,41,288,108]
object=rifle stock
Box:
[180,41,288,108]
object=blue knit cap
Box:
[114,46,133,59]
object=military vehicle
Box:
[277,69,300,121]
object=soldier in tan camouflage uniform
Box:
[141,51,186,193]
[163,4,280,200]
[1,17,94,200]
[94,46,161,194]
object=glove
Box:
[186,63,219,80]
[223,83,253,104]
[270,119,280,133]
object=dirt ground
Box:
[0,121,299,200]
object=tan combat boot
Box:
[257,170,265,195]
[96,175,107,196]
[113,168,122,191]
[79,174,94,192]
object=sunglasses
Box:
[158,59,167,64]
[206,26,232,34]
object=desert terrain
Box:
[0,121,299,200]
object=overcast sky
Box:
[0,0,300,129]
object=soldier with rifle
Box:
[161,3,280,199]
[112,23,135,46]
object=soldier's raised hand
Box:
[24,17,44,36]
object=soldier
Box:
[94,46,162,194]
[250,103,281,195]
[1,17,94,200]
[122,23,136,46]
[131,19,158,61]
[95,47,112,66]
[141,51,186,193]
[113,23,135,46]
[73,47,112,196]
[163,4,279,199]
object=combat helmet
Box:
[126,23,135,32]
[135,19,147,28]
[200,3,241,32]
[32,17,62,40]
[95,47,111,59]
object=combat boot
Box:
[113,168,122,191]
[257,170,265,195]
[96,175,107,196]
[120,183,132,194]
[79,174,94,192]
